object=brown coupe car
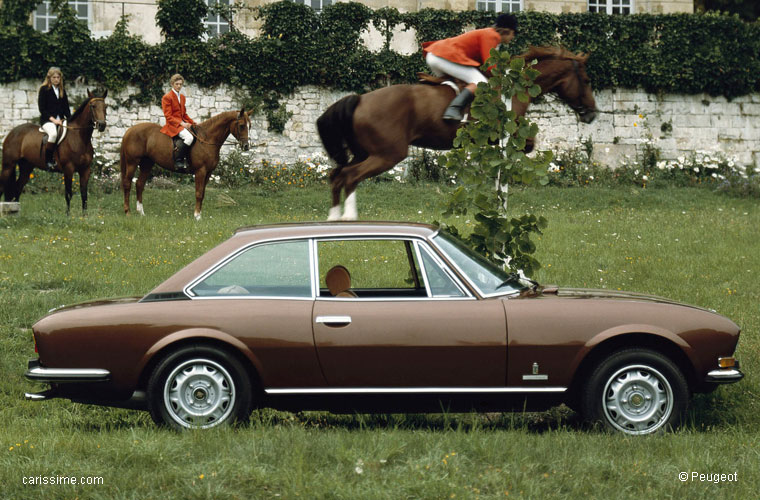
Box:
[25,222,743,434]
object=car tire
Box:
[147,345,253,430]
[581,348,689,435]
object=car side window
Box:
[190,240,311,297]
[317,239,426,298]
[418,245,466,297]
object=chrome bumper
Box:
[705,366,744,384]
[25,359,111,383]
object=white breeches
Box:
[178,127,193,146]
[426,53,488,85]
[42,122,58,143]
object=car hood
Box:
[548,287,714,312]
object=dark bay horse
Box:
[120,109,251,220]
[0,90,107,215]
[318,47,598,220]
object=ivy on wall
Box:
[0,1,758,127]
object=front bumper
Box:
[704,360,744,384]
[24,359,111,401]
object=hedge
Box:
[1,2,758,109]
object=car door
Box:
[312,238,507,388]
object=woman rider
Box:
[422,13,518,122]
[38,67,71,169]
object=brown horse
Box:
[317,47,598,220]
[120,109,251,220]
[0,89,108,215]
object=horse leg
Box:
[334,155,402,221]
[64,171,73,216]
[135,161,153,216]
[79,167,91,215]
[193,169,210,221]
[328,169,347,221]
[13,161,34,202]
[121,160,137,215]
[0,162,17,201]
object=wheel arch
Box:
[136,331,264,397]
[567,332,696,409]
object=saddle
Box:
[38,122,67,146]
[417,73,466,95]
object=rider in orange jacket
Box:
[160,74,196,169]
[423,14,517,121]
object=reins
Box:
[186,117,248,147]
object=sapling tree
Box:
[441,47,552,277]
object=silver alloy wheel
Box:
[163,358,236,429]
[602,364,674,435]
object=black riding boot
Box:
[44,142,56,170]
[174,141,190,170]
[442,88,475,122]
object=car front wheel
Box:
[582,348,689,435]
[147,345,252,430]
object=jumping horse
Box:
[120,109,251,220]
[317,46,598,220]
[0,89,108,215]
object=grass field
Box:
[1,182,758,499]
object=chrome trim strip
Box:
[25,366,110,382]
[522,374,549,381]
[265,387,567,395]
[316,296,475,302]
[315,315,352,324]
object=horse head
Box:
[548,52,597,124]
[524,48,598,124]
[86,89,108,132]
[231,109,251,151]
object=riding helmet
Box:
[495,13,518,33]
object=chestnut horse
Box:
[0,89,107,215]
[120,109,251,220]
[318,47,598,220]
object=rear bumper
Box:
[24,359,110,383]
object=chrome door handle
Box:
[315,315,352,326]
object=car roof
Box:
[148,221,441,295]
[232,221,440,240]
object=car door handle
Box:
[315,315,352,326]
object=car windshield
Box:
[432,231,526,296]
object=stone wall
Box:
[1,80,758,169]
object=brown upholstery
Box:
[325,265,357,298]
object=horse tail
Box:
[317,94,364,180]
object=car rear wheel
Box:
[581,348,689,435]
[147,345,252,430]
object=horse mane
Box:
[517,46,587,63]
[198,110,237,129]
[69,97,93,122]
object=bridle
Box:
[63,97,107,130]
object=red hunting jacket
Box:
[160,90,195,137]
[422,28,502,67]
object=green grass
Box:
[1,183,758,499]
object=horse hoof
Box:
[136,202,145,216]
[327,206,342,221]
[194,213,202,221]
